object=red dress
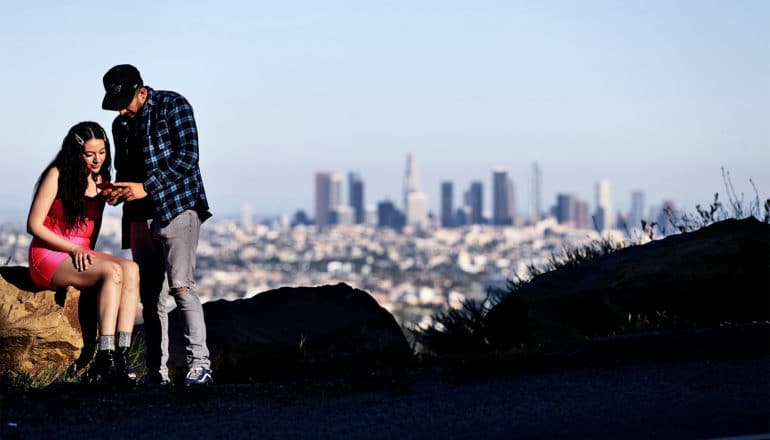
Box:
[28,196,105,289]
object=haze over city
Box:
[0,1,767,222]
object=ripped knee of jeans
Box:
[171,286,190,295]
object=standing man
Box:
[101,64,213,386]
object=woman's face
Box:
[81,138,107,175]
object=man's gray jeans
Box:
[130,210,211,380]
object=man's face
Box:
[119,87,147,118]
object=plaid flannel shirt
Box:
[113,86,211,229]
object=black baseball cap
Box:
[102,64,143,110]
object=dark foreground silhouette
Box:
[3,329,769,440]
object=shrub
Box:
[416,172,768,356]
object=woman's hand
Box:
[70,247,93,272]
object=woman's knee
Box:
[98,260,123,284]
[120,260,140,282]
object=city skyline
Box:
[312,155,669,232]
[0,1,767,221]
[0,154,759,227]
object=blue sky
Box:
[1,0,767,221]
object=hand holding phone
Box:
[97,182,116,191]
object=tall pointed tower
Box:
[403,153,421,211]
[403,153,427,228]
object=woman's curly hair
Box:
[33,121,112,229]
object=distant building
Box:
[364,205,378,226]
[440,181,454,228]
[403,153,421,213]
[333,205,354,226]
[406,192,428,228]
[455,206,472,227]
[616,211,630,232]
[656,199,678,236]
[556,193,576,226]
[574,199,590,230]
[532,161,542,222]
[493,167,515,226]
[377,200,405,230]
[594,206,606,231]
[595,179,613,231]
[348,172,365,224]
[240,203,252,231]
[469,181,484,224]
[292,210,310,226]
[630,190,645,231]
[315,171,342,227]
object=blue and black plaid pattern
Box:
[113,87,210,226]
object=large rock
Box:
[2,265,413,384]
[0,267,87,381]
[485,218,770,349]
[163,283,413,382]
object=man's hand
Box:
[100,185,123,206]
[108,182,148,204]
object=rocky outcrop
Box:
[2,264,412,384]
[163,283,413,382]
[0,267,85,380]
[485,218,770,349]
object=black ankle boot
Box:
[86,349,117,384]
[115,347,135,385]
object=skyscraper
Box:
[333,205,354,226]
[364,205,378,226]
[493,167,515,226]
[456,205,472,227]
[315,171,342,227]
[469,181,484,224]
[630,190,645,231]
[532,161,542,223]
[594,179,613,231]
[406,191,428,228]
[331,173,343,215]
[403,153,421,212]
[440,181,454,228]
[574,199,590,230]
[556,193,576,226]
[377,200,405,230]
[348,172,365,224]
[240,203,253,231]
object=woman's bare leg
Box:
[50,255,124,336]
[102,256,140,333]
[117,260,139,333]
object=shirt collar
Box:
[141,86,155,117]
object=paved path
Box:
[2,355,769,439]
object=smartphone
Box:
[97,182,117,191]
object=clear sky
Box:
[1,0,767,221]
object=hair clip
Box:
[74,133,85,146]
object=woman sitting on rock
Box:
[27,121,139,384]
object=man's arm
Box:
[107,117,132,205]
[143,94,200,194]
[112,117,130,182]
